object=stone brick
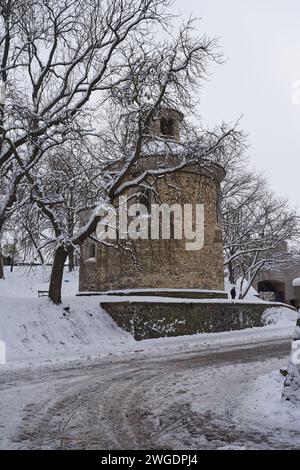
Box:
[102,301,295,340]
[79,166,225,293]
[79,108,226,294]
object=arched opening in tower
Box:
[160,117,175,137]
[257,280,286,303]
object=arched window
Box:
[160,117,175,136]
[89,242,96,260]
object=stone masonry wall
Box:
[79,168,225,293]
[102,301,294,341]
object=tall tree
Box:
[222,153,299,297]
[32,17,244,304]
[0,0,170,271]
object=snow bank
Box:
[235,370,300,432]
[0,297,134,363]
[0,267,135,364]
[262,307,298,327]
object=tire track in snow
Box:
[0,338,295,449]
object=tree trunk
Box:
[10,244,15,272]
[228,259,235,285]
[238,277,244,299]
[49,246,68,304]
[240,266,263,300]
[68,249,74,272]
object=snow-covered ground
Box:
[0,266,134,365]
[0,266,300,449]
[0,266,297,367]
[0,338,299,449]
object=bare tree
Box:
[24,14,244,303]
[0,0,170,270]
[1,0,244,302]
[222,154,299,297]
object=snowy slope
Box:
[0,296,135,363]
[0,267,297,367]
[0,267,134,363]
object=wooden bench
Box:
[38,290,49,298]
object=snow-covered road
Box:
[1,336,299,450]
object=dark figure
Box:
[230,287,236,300]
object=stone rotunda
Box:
[79,108,227,298]
[77,109,290,341]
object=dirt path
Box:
[0,338,297,450]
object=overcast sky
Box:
[173,0,300,209]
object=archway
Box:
[257,280,285,303]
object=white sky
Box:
[173,0,300,209]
